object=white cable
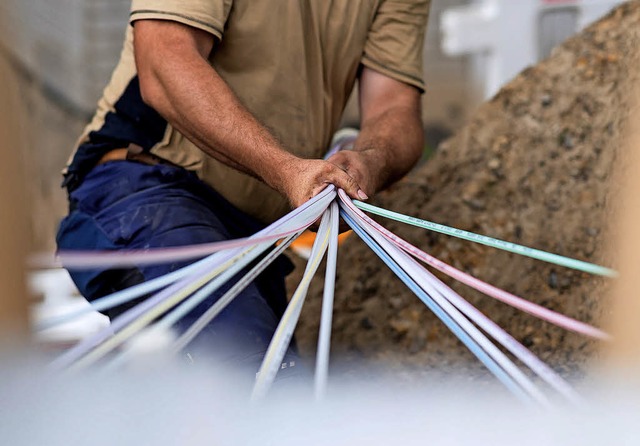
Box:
[252,209,333,401]
[170,233,300,355]
[314,202,339,400]
[341,202,551,407]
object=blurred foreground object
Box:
[607,84,640,372]
[29,269,109,349]
[0,54,30,345]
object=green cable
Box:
[353,200,617,278]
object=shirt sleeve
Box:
[130,0,233,41]
[362,0,430,92]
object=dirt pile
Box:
[294,2,640,376]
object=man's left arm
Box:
[327,66,424,197]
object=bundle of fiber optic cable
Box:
[38,185,615,406]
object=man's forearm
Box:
[352,103,424,193]
[326,67,424,197]
[135,22,297,195]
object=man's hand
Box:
[326,149,382,198]
[278,158,368,209]
[290,65,425,210]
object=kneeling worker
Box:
[57,0,429,375]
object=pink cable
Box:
[31,225,306,270]
[338,190,610,341]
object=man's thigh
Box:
[57,162,288,364]
[58,162,234,314]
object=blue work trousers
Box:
[57,161,299,375]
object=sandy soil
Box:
[294,2,640,378]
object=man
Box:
[57,0,429,374]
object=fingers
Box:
[324,163,368,201]
[284,158,369,210]
[326,152,372,199]
[326,153,353,179]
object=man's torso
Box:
[65,0,427,222]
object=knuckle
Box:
[346,174,358,189]
[320,161,334,176]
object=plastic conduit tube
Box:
[339,208,533,404]
[416,259,583,404]
[252,209,333,401]
[55,245,251,371]
[343,204,550,406]
[106,233,302,370]
[67,194,332,371]
[169,232,303,355]
[78,240,277,371]
[342,192,609,340]
[43,226,315,270]
[314,201,339,400]
[46,186,337,270]
[51,190,335,370]
[342,194,583,402]
[136,192,335,344]
[353,200,617,278]
[39,188,335,330]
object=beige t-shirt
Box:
[68,0,429,223]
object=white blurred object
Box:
[441,0,626,99]
[123,326,176,359]
[30,269,177,359]
[29,269,110,346]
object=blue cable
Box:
[340,209,531,403]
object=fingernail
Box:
[357,189,368,200]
